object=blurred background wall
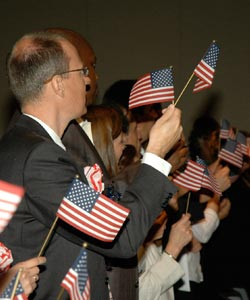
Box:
[0,0,249,137]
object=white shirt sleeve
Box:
[139,244,184,300]
[192,207,220,243]
[142,152,172,177]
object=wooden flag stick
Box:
[10,268,23,300]
[185,192,191,214]
[175,73,195,106]
[38,216,58,257]
[56,287,65,300]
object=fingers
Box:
[13,257,46,297]
[147,105,183,157]
[15,256,46,270]
[180,213,191,224]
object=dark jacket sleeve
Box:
[23,142,177,258]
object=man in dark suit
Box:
[0,31,182,299]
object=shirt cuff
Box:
[142,152,172,177]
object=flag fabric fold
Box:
[219,119,235,140]
[56,178,130,242]
[0,272,27,300]
[193,41,220,93]
[196,157,222,196]
[61,248,90,300]
[236,132,250,156]
[172,160,204,191]
[129,67,175,109]
[0,180,25,233]
[218,139,243,168]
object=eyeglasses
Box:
[57,66,89,77]
[44,66,89,84]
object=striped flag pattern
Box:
[61,249,90,300]
[129,67,175,109]
[218,139,243,168]
[193,41,220,93]
[57,178,130,242]
[236,132,249,156]
[0,272,27,300]
[196,157,222,196]
[219,119,235,140]
[172,160,204,191]
[0,180,25,233]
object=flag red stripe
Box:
[58,200,122,231]
[130,86,174,100]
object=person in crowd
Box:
[138,212,192,300]
[0,30,183,299]
[102,79,142,172]
[200,129,250,299]
[173,115,231,300]
[85,104,192,300]
[0,252,46,297]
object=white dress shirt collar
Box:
[23,113,66,151]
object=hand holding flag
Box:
[0,269,27,300]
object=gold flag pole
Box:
[185,192,191,214]
[56,287,65,300]
[37,216,58,257]
[175,73,195,106]
[10,268,23,300]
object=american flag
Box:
[219,119,235,140]
[218,139,243,168]
[61,249,90,300]
[193,41,220,93]
[56,178,130,242]
[172,160,204,191]
[0,180,25,233]
[0,272,27,300]
[196,157,222,195]
[236,132,249,156]
[129,67,175,109]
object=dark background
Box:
[0,0,249,137]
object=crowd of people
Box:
[0,27,249,300]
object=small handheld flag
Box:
[61,249,90,300]
[56,178,130,242]
[129,67,175,109]
[0,180,25,233]
[172,160,204,191]
[0,271,27,300]
[218,139,243,168]
[236,132,249,156]
[196,157,222,195]
[193,41,220,93]
[219,119,235,140]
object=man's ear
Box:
[51,75,64,97]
